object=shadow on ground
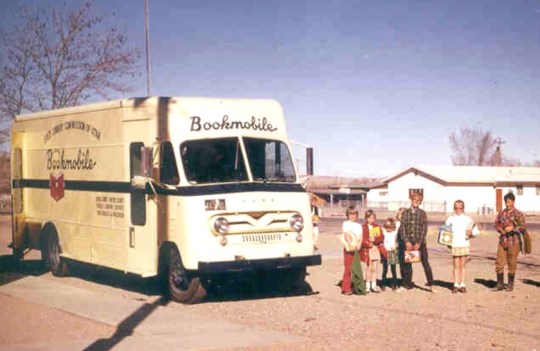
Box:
[432,279,454,291]
[66,262,319,303]
[84,296,169,351]
[66,261,163,297]
[1,256,318,304]
[0,255,47,286]
[474,278,497,288]
[521,278,540,287]
[204,273,318,303]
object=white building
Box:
[368,166,540,214]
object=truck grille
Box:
[242,233,283,244]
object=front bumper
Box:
[197,254,322,274]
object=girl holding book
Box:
[360,210,387,293]
[446,200,478,293]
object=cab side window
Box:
[160,141,179,185]
[130,142,144,178]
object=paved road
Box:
[0,276,304,351]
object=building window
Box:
[379,191,388,197]
[517,185,523,196]
[408,188,424,199]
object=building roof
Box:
[303,175,383,191]
[383,166,540,186]
[310,188,367,195]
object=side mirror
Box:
[140,146,153,178]
[306,147,313,176]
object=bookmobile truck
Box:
[10,97,321,304]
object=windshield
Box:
[244,138,296,182]
[181,138,248,184]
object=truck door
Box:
[127,142,157,275]
[130,142,146,226]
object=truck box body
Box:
[11,97,320,300]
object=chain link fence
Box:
[320,200,447,218]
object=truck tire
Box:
[165,246,206,304]
[42,229,69,277]
[12,247,24,261]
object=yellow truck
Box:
[10,97,321,303]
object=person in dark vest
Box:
[493,192,526,292]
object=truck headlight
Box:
[289,214,304,232]
[214,217,230,235]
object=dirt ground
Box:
[0,214,539,350]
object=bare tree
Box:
[449,127,499,166]
[0,151,9,193]
[0,1,139,136]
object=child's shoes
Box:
[371,286,382,293]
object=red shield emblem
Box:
[50,173,65,202]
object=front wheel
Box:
[165,246,207,304]
[42,231,69,277]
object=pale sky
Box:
[2,0,540,177]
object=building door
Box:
[495,189,503,212]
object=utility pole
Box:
[495,138,506,166]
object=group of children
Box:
[339,200,480,295]
[340,206,404,295]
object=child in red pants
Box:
[340,206,362,295]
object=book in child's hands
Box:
[404,250,421,263]
[369,226,381,240]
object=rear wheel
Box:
[165,246,206,304]
[42,230,69,277]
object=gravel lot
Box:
[1,214,539,350]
